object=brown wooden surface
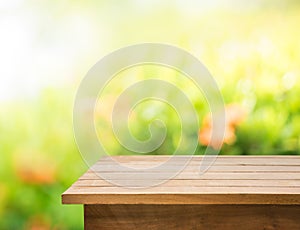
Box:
[84,204,300,230]
[62,155,300,205]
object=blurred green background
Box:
[1,0,300,229]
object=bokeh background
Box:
[1,0,300,229]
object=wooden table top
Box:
[62,155,300,205]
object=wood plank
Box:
[98,155,300,160]
[79,172,300,180]
[90,165,300,172]
[84,204,300,230]
[64,186,300,194]
[97,155,300,164]
[73,179,300,187]
[63,193,300,205]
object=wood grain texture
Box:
[84,204,300,230]
[62,155,300,205]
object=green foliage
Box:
[0,89,86,229]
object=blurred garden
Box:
[1,0,300,229]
